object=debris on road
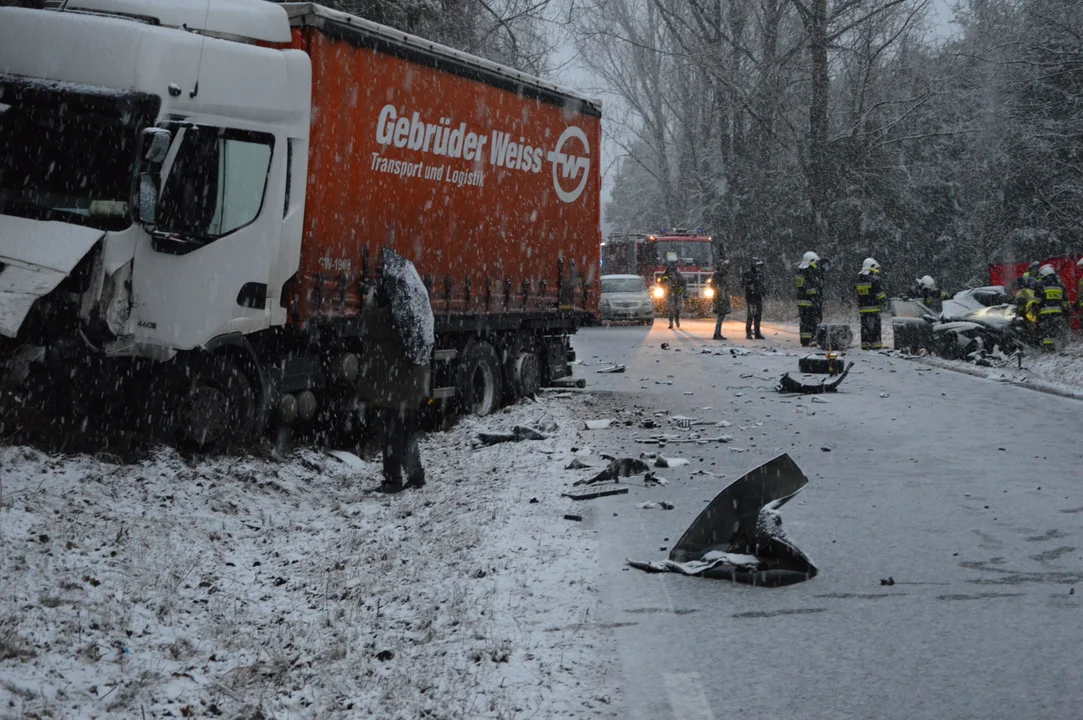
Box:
[597,364,626,374]
[777,362,853,394]
[879,392,891,398]
[563,486,630,501]
[643,472,669,486]
[627,454,818,586]
[880,576,896,586]
[653,455,690,468]
[477,425,548,446]
[636,501,675,510]
[564,514,583,521]
[585,419,614,430]
[565,458,592,470]
[575,457,652,485]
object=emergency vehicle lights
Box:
[652,285,665,299]
[703,287,715,299]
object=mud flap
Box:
[628,454,818,587]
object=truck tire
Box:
[506,349,541,401]
[457,340,502,416]
[177,355,257,450]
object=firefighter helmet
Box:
[918,275,936,290]
[1039,264,1056,278]
[861,258,880,273]
[799,251,820,269]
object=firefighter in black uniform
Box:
[1037,264,1068,352]
[743,257,766,339]
[912,275,949,314]
[660,254,688,329]
[856,257,887,350]
[1013,261,1041,295]
[796,251,825,346]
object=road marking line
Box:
[663,672,716,720]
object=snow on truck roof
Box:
[59,0,292,42]
[281,3,602,118]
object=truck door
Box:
[131,124,283,350]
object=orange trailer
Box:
[285,5,601,332]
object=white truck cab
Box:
[0,0,309,356]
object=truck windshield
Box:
[0,76,160,231]
[654,240,712,267]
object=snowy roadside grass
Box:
[913,340,1083,396]
[0,396,616,719]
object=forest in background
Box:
[580,0,1083,300]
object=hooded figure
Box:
[358,249,435,493]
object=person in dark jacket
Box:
[742,257,766,339]
[711,258,732,339]
[795,251,825,346]
[359,250,434,493]
[1037,264,1067,352]
[856,257,887,350]
[660,255,688,329]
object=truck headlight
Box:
[652,286,665,299]
[703,287,715,299]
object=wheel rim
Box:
[181,383,232,446]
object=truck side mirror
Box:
[143,127,172,164]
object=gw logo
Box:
[547,127,590,203]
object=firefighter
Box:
[743,257,766,340]
[796,251,824,347]
[711,257,732,340]
[1013,261,1041,295]
[1037,264,1067,352]
[912,275,949,314]
[856,257,887,350]
[660,254,687,329]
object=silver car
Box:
[600,274,654,324]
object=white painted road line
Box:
[663,672,716,720]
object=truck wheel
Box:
[177,356,257,450]
[457,341,502,416]
[506,349,541,401]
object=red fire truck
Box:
[602,231,717,315]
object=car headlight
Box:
[703,287,715,299]
[652,286,665,299]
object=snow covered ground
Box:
[0,397,617,719]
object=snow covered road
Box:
[0,399,617,719]
[570,318,1083,720]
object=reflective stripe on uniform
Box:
[1045,288,1064,300]
[856,284,871,295]
[859,307,881,313]
[1040,307,1063,315]
[797,301,813,307]
[796,277,805,287]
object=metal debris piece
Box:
[627,454,818,586]
[563,486,630,501]
[777,363,853,394]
